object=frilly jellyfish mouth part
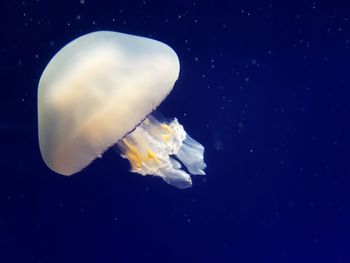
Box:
[117,115,206,189]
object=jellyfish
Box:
[38,31,206,189]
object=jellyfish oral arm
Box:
[116,114,206,189]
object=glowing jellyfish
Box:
[38,31,206,189]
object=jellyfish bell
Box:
[38,31,206,189]
[38,31,178,175]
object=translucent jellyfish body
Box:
[38,31,206,188]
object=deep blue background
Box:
[1,0,350,262]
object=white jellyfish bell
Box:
[38,31,206,189]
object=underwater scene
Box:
[1,0,350,262]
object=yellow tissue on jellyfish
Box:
[38,31,206,189]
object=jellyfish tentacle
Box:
[175,134,207,175]
[117,114,206,188]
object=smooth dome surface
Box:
[38,31,180,175]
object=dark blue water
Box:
[1,1,350,262]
